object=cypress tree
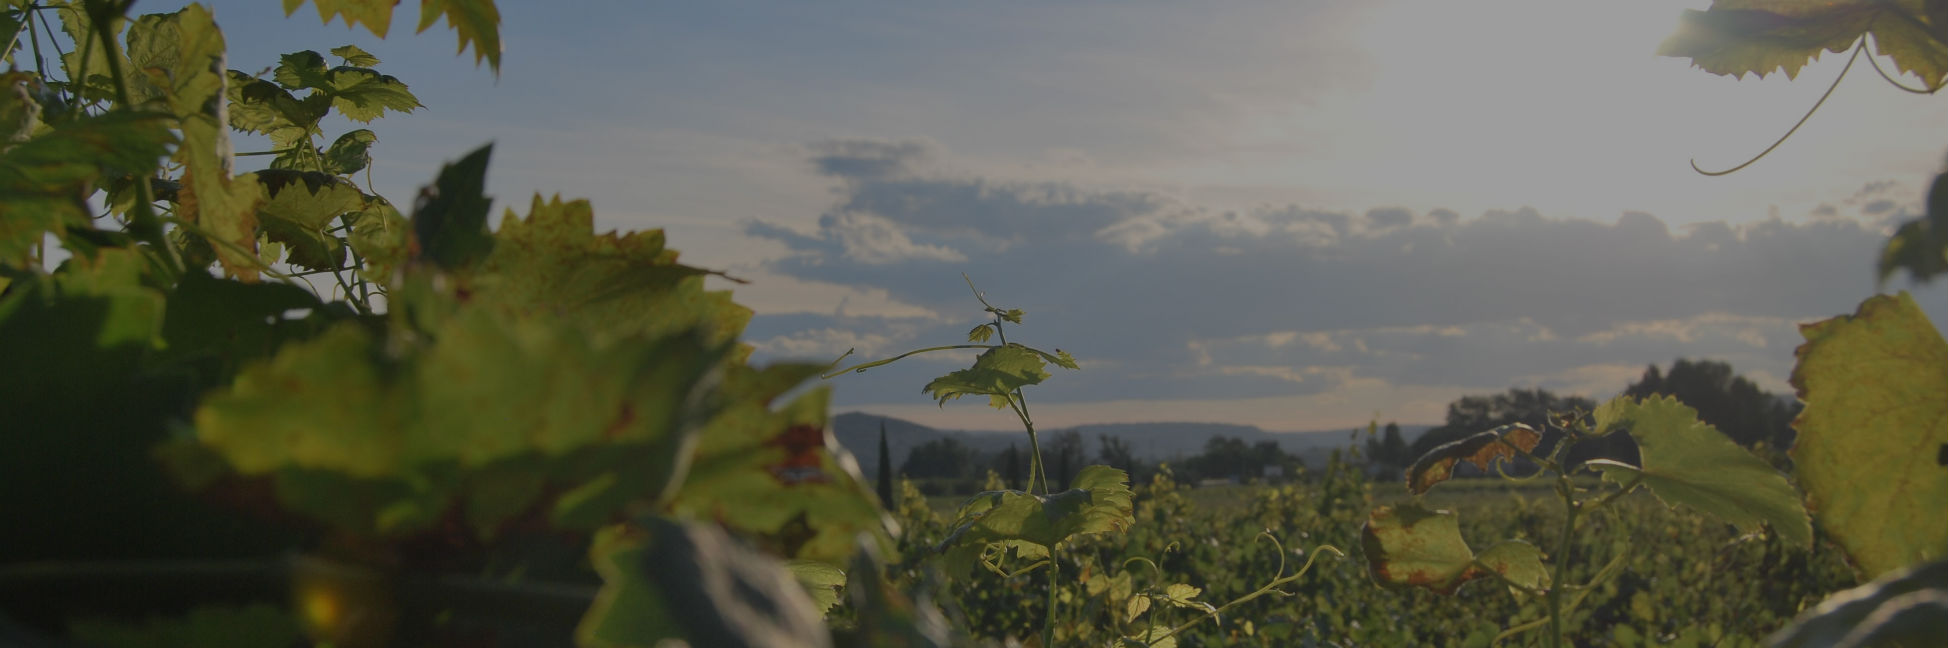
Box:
[875,420,894,506]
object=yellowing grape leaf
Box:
[1586,395,1812,548]
[922,344,1057,408]
[1792,292,1948,577]
[1361,503,1547,596]
[134,6,265,281]
[1405,423,1541,495]
[938,465,1134,576]
[1659,1,1948,91]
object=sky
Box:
[202,0,1948,432]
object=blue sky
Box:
[206,1,1948,431]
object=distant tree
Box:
[875,421,894,505]
[1000,444,1023,491]
[1624,358,1798,451]
[1048,430,1083,490]
[1097,434,1136,470]
[901,437,974,480]
[1381,422,1410,464]
[1364,422,1413,466]
[1185,435,1251,482]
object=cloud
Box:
[744,140,1948,424]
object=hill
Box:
[830,411,1432,480]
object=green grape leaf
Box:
[68,603,301,648]
[158,271,326,372]
[1160,583,1211,611]
[0,112,174,261]
[273,50,333,95]
[256,171,365,271]
[417,0,503,73]
[322,128,377,175]
[283,0,396,38]
[347,199,406,283]
[1792,292,1948,576]
[1361,503,1547,596]
[923,343,1054,407]
[1657,1,1874,81]
[1586,395,1812,548]
[188,308,728,535]
[1659,1,1948,91]
[670,385,894,563]
[326,67,421,122]
[580,519,832,648]
[785,559,847,616]
[54,2,127,102]
[1475,541,1549,601]
[938,465,1134,576]
[1771,559,1948,648]
[410,144,495,270]
[331,44,380,67]
[967,323,992,343]
[1879,171,1948,285]
[469,194,747,344]
[1405,423,1541,495]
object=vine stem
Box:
[89,0,182,277]
[1147,540,1347,646]
[1690,39,1863,176]
[819,344,993,379]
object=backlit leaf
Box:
[1404,424,1541,495]
[417,0,502,73]
[1792,292,1948,576]
[923,343,1054,407]
[0,112,174,261]
[785,559,847,617]
[938,465,1134,576]
[283,0,395,38]
[409,144,495,270]
[1879,170,1948,284]
[331,44,380,67]
[1658,1,1948,90]
[1586,395,1812,548]
[1361,503,1546,597]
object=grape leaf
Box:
[325,67,421,123]
[417,0,503,73]
[1586,395,1812,549]
[256,171,365,271]
[579,518,832,648]
[785,559,847,616]
[1659,1,1948,90]
[330,44,380,67]
[409,144,495,270]
[1360,503,1547,596]
[923,343,1055,407]
[1879,170,1948,285]
[1792,292,1948,577]
[138,6,265,281]
[1772,559,1948,648]
[1404,423,1541,495]
[0,112,174,262]
[283,0,395,38]
[322,128,377,175]
[54,2,127,102]
[669,384,894,563]
[470,194,748,345]
[937,465,1135,576]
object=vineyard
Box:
[2,1,1947,647]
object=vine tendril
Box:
[1691,39,1865,177]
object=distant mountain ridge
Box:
[829,411,1433,480]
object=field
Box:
[903,460,1853,647]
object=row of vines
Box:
[0,0,1945,646]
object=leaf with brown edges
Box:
[1405,424,1541,495]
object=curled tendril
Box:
[1864,36,1935,94]
[1691,39,1865,177]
